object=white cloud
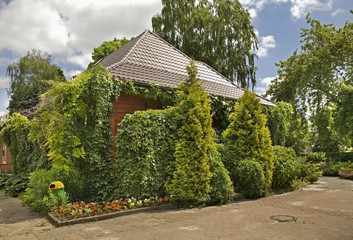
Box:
[261,76,276,86]
[257,35,276,57]
[254,86,268,95]
[331,8,345,17]
[290,0,333,20]
[0,75,10,89]
[0,0,162,71]
[240,0,333,20]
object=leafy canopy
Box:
[152,0,258,88]
[6,49,66,114]
[267,13,353,151]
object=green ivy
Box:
[114,108,177,199]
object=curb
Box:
[47,203,176,227]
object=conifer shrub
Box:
[114,108,177,199]
[166,61,232,205]
[223,89,274,188]
[207,148,234,205]
[234,159,266,199]
[306,152,326,163]
[272,146,299,189]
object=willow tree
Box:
[6,49,66,114]
[152,0,258,88]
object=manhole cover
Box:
[270,215,297,222]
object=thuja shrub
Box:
[234,159,266,199]
[223,89,274,188]
[114,108,177,199]
[166,61,232,205]
[272,146,299,189]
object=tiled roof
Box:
[98,30,276,106]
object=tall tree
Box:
[88,37,130,68]
[267,13,353,152]
[6,49,66,114]
[152,0,258,88]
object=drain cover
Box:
[270,215,297,222]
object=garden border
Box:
[47,203,176,227]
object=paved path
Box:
[1,177,353,240]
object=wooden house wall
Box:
[0,140,12,173]
[109,91,163,138]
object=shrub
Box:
[297,157,322,184]
[234,159,266,199]
[306,152,326,163]
[3,174,29,197]
[20,167,83,215]
[114,108,177,199]
[166,62,213,205]
[272,146,299,189]
[321,160,352,176]
[217,144,242,183]
[339,162,353,180]
[207,148,234,205]
[223,89,274,188]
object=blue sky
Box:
[0,0,352,116]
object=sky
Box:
[0,0,352,116]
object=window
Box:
[2,144,6,164]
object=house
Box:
[0,30,276,173]
[97,30,275,136]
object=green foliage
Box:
[166,61,213,205]
[335,83,353,146]
[0,174,11,190]
[210,96,236,129]
[321,160,352,176]
[297,157,322,184]
[223,89,274,188]
[272,146,299,189]
[338,162,353,180]
[207,148,234,205]
[306,152,326,163]
[0,113,49,175]
[263,102,293,146]
[152,0,258,88]
[88,37,131,68]
[267,14,353,151]
[284,111,310,154]
[29,66,116,202]
[114,108,177,199]
[20,169,63,215]
[234,159,266,199]
[1,174,29,197]
[6,49,66,114]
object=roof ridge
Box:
[104,31,148,70]
[119,30,150,67]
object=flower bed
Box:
[48,196,174,227]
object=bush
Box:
[223,89,274,188]
[339,162,353,180]
[297,157,322,184]
[3,174,29,197]
[234,159,266,199]
[20,167,83,215]
[0,174,11,190]
[321,160,352,176]
[306,152,326,163]
[272,146,299,189]
[207,149,234,205]
[114,108,177,199]
[166,62,213,205]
